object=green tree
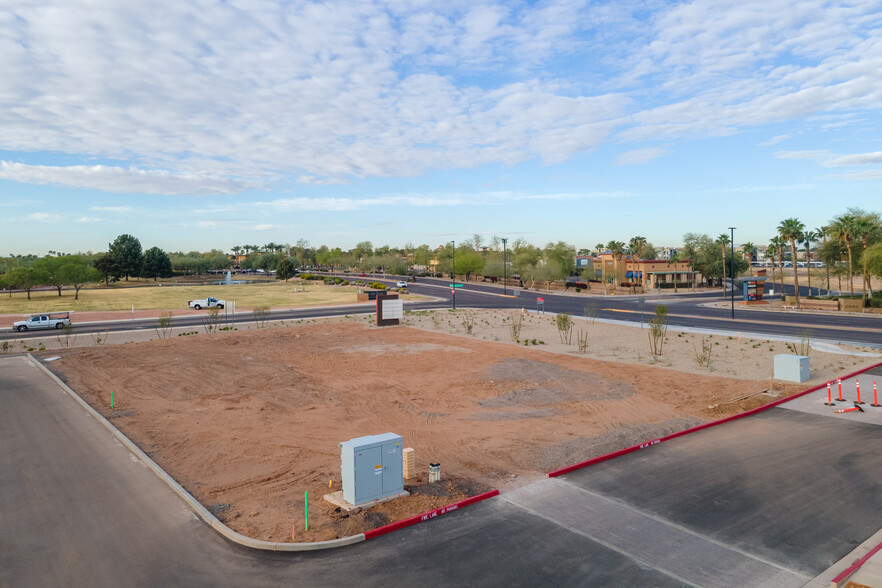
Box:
[353,241,374,267]
[606,240,626,287]
[778,218,806,307]
[455,249,485,281]
[765,242,778,294]
[511,241,542,283]
[413,244,432,272]
[108,234,144,281]
[628,236,647,260]
[850,210,882,304]
[544,241,575,281]
[768,236,786,296]
[203,249,230,271]
[59,256,102,300]
[716,233,730,295]
[142,247,173,280]
[93,253,115,285]
[865,241,882,284]
[815,226,831,293]
[828,215,856,297]
[275,257,296,281]
[800,231,817,297]
[35,255,67,296]
[6,266,47,300]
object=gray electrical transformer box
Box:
[340,433,404,506]
[774,354,810,383]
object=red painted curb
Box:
[832,540,882,585]
[548,360,882,478]
[363,489,500,540]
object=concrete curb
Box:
[28,354,365,552]
[547,360,882,478]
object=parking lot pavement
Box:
[557,407,882,582]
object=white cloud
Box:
[0,162,260,196]
[74,216,102,223]
[773,150,829,160]
[759,134,790,146]
[0,0,880,195]
[826,151,882,166]
[251,190,628,213]
[91,205,135,213]
[615,147,670,165]
[28,212,61,222]
[826,169,882,181]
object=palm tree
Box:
[766,241,778,295]
[769,236,786,296]
[815,226,829,295]
[742,242,756,263]
[607,240,625,291]
[778,218,806,308]
[716,233,730,295]
[829,215,856,298]
[628,236,647,291]
[802,230,818,297]
[852,213,882,305]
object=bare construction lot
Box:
[42,312,878,542]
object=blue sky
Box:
[2,0,881,255]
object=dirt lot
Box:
[42,311,880,543]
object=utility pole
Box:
[501,238,508,296]
[729,227,736,319]
[451,241,456,310]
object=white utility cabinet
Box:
[340,433,404,506]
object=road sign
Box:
[448,284,464,288]
[537,297,544,302]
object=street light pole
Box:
[501,238,508,296]
[728,226,736,319]
[451,240,456,311]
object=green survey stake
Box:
[111,391,114,409]
[305,491,309,531]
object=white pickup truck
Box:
[188,296,225,310]
[13,312,72,332]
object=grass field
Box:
[0,280,372,314]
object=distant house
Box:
[590,252,700,289]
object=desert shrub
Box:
[576,329,588,353]
[253,305,271,328]
[647,305,669,356]
[155,311,174,339]
[202,307,222,333]
[508,312,523,342]
[692,337,712,368]
[555,313,573,344]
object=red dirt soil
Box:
[44,321,790,542]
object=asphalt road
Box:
[399,275,882,346]
[10,274,880,348]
